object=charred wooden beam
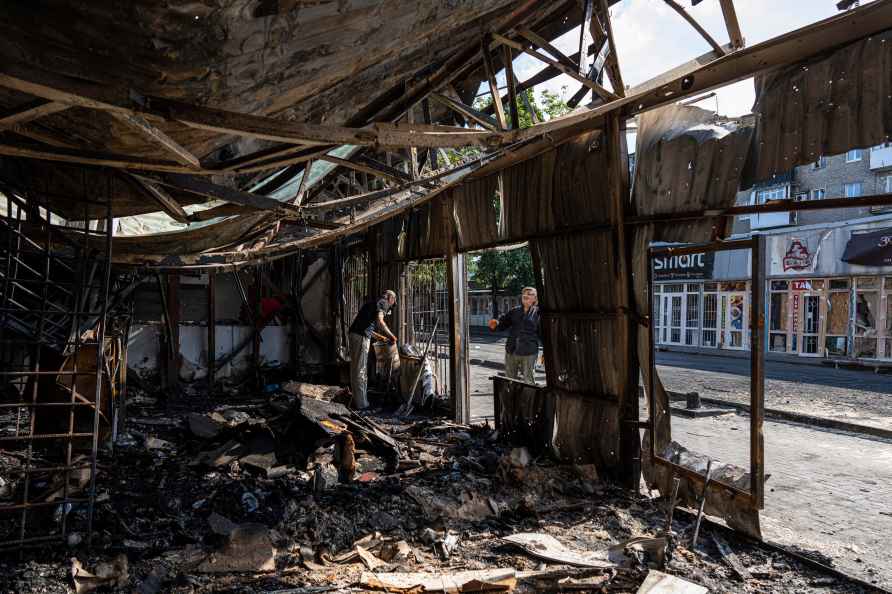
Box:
[480,40,508,131]
[598,0,625,96]
[719,0,745,50]
[516,28,579,71]
[129,174,190,223]
[109,112,201,168]
[187,203,254,222]
[578,0,596,77]
[319,155,405,185]
[430,93,500,131]
[293,160,313,207]
[154,174,301,214]
[0,142,199,174]
[502,45,521,130]
[0,99,69,130]
[662,0,727,55]
[493,33,618,103]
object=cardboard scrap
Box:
[636,570,708,594]
[196,523,276,573]
[361,569,517,593]
[501,533,613,568]
[71,554,129,594]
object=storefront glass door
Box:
[799,293,823,357]
[720,292,747,349]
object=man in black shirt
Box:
[348,290,397,408]
[488,286,541,384]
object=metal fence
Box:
[0,190,113,551]
[405,260,450,398]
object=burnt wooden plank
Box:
[493,33,618,103]
[319,155,405,184]
[155,174,301,213]
[481,39,508,131]
[0,142,200,174]
[110,112,201,168]
[598,0,625,96]
[502,45,521,130]
[719,0,745,49]
[0,99,69,130]
[129,174,190,223]
[430,92,500,131]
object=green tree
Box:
[471,246,536,317]
[444,87,570,165]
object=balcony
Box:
[869,144,892,170]
[749,211,794,229]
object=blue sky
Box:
[503,0,872,117]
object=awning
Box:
[841,227,892,266]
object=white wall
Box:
[128,323,291,382]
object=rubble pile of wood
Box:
[0,382,874,593]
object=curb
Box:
[697,396,892,441]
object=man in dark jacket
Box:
[348,290,397,409]
[488,286,541,384]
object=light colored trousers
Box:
[349,333,371,409]
[505,352,536,384]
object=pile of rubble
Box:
[0,382,877,593]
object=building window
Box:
[812,156,827,169]
[825,281,850,357]
[811,188,825,200]
[844,182,863,198]
[845,149,863,162]
[854,277,880,358]
[756,187,787,203]
[880,175,892,194]
[685,291,700,346]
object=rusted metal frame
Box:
[207,270,216,391]
[17,207,52,547]
[647,237,764,508]
[502,45,521,130]
[719,0,745,50]
[661,0,726,55]
[480,39,509,131]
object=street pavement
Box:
[468,332,892,588]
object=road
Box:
[467,333,892,588]
[469,333,892,432]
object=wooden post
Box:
[502,45,520,130]
[605,113,640,490]
[444,194,470,423]
[750,234,766,508]
[253,266,262,388]
[165,272,180,391]
[207,271,216,392]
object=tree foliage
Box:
[470,246,536,316]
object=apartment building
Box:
[653,146,892,364]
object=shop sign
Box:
[653,251,715,281]
[841,226,892,266]
[791,280,811,291]
[792,293,800,335]
[783,240,813,271]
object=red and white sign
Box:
[783,240,812,271]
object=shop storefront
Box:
[653,220,892,362]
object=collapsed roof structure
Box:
[2,0,892,591]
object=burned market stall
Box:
[2,0,892,592]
